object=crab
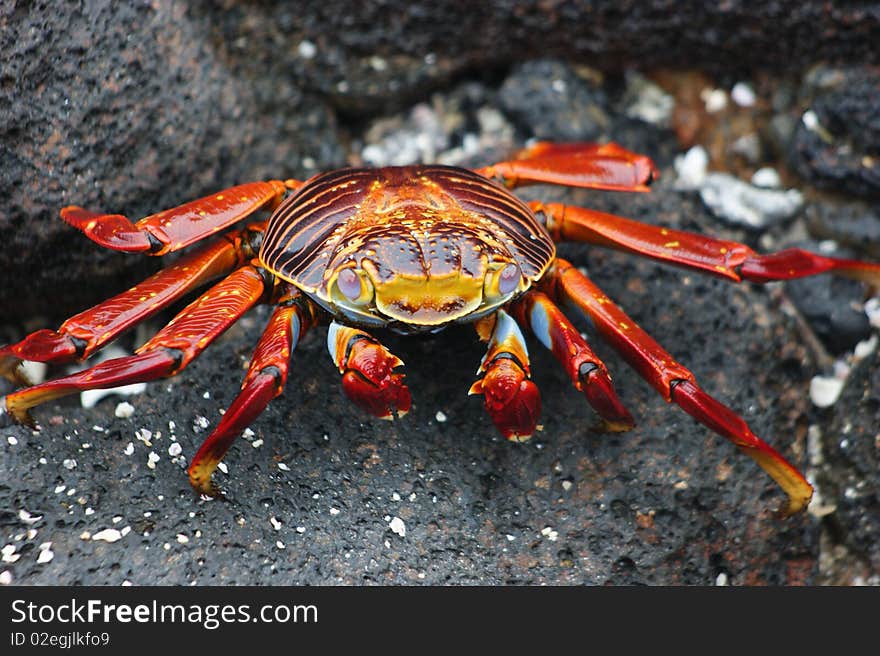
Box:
[2,141,878,514]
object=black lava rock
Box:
[0,1,344,320]
[790,66,880,199]
[805,201,880,260]
[785,243,873,356]
[817,346,880,580]
[499,60,609,141]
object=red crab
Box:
[2,142,878,514]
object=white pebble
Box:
[389,516,406,537]
[0,570,12,585]
[278,462,290,471]
[751,167,782,188]
[865,297,880,329]
[297,40,317,59]
[270,516,282,531]
[168,442,182,457]
[251,439,264,448]
[62,458,77,470]
[296,526,306,534]
[114,401,135,418]
[700,172,803,229]
[731,82,756,107]
[124,442,134,456]
[391,492,401,502]
[1,545,19,563]
[135,428,152,446]
[329,508,340,516]
[18,510,41,524]
[540,526,559,542]
[435,411,447,423]
[92,528,123,543]
[37,548,54,564]
[701,87,728,113]
[674,146,709,189]
[715,572,729,586]
[18,360,47,385]
[276,541,286,549]
[81,383,146,408]
[176,534,189,544]
[7,436,18,446]
[854,335,878,361]
[810,375,845,408]
[147,452,160,470]
[217,462,228,474]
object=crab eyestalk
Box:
[469,311,541,442]
[327,322,411,420]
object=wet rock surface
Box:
[2,5,879,586]
[815,347,880,583]
[0,1,343,319]
[790,67,880,200]
[785,243,874,356]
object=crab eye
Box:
[335,268,373,306]
[498,263,520,295]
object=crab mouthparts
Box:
[373,274,485,325]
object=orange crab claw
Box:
[469,359,541,442]
[328,322,411,420]
[470,310,541,441]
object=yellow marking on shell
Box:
[619,321,629,330]
[661,228,669,236]
[199,211,207,216]
[720,247,728,254]
[715,265,729,273]
[86,220,97,231]
[664,241,680,249]
[216,194,225,201]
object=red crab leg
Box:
[469,310,541,442]
[536,202,880,289]
[61,179,301,255]
[0,227,261,385]
[327,322,411,420]
[2,265,267,427]
[474,142,658,192]
[511,290,633,432]
[551,258,813,517]
[188,287,316,495]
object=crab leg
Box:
[188,287,316,495]
[469,310,541,442]
[0,227,260,385]
[2,265,267,427]
[326,322,411,419]
[61,179,301,255]
[536,202,880,288]
[475,142,657,192]
[512,291,633,432]
[551,258,813,516]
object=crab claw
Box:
[470,357,541,442]
[328,322,411,420]
[341,363,412,420]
